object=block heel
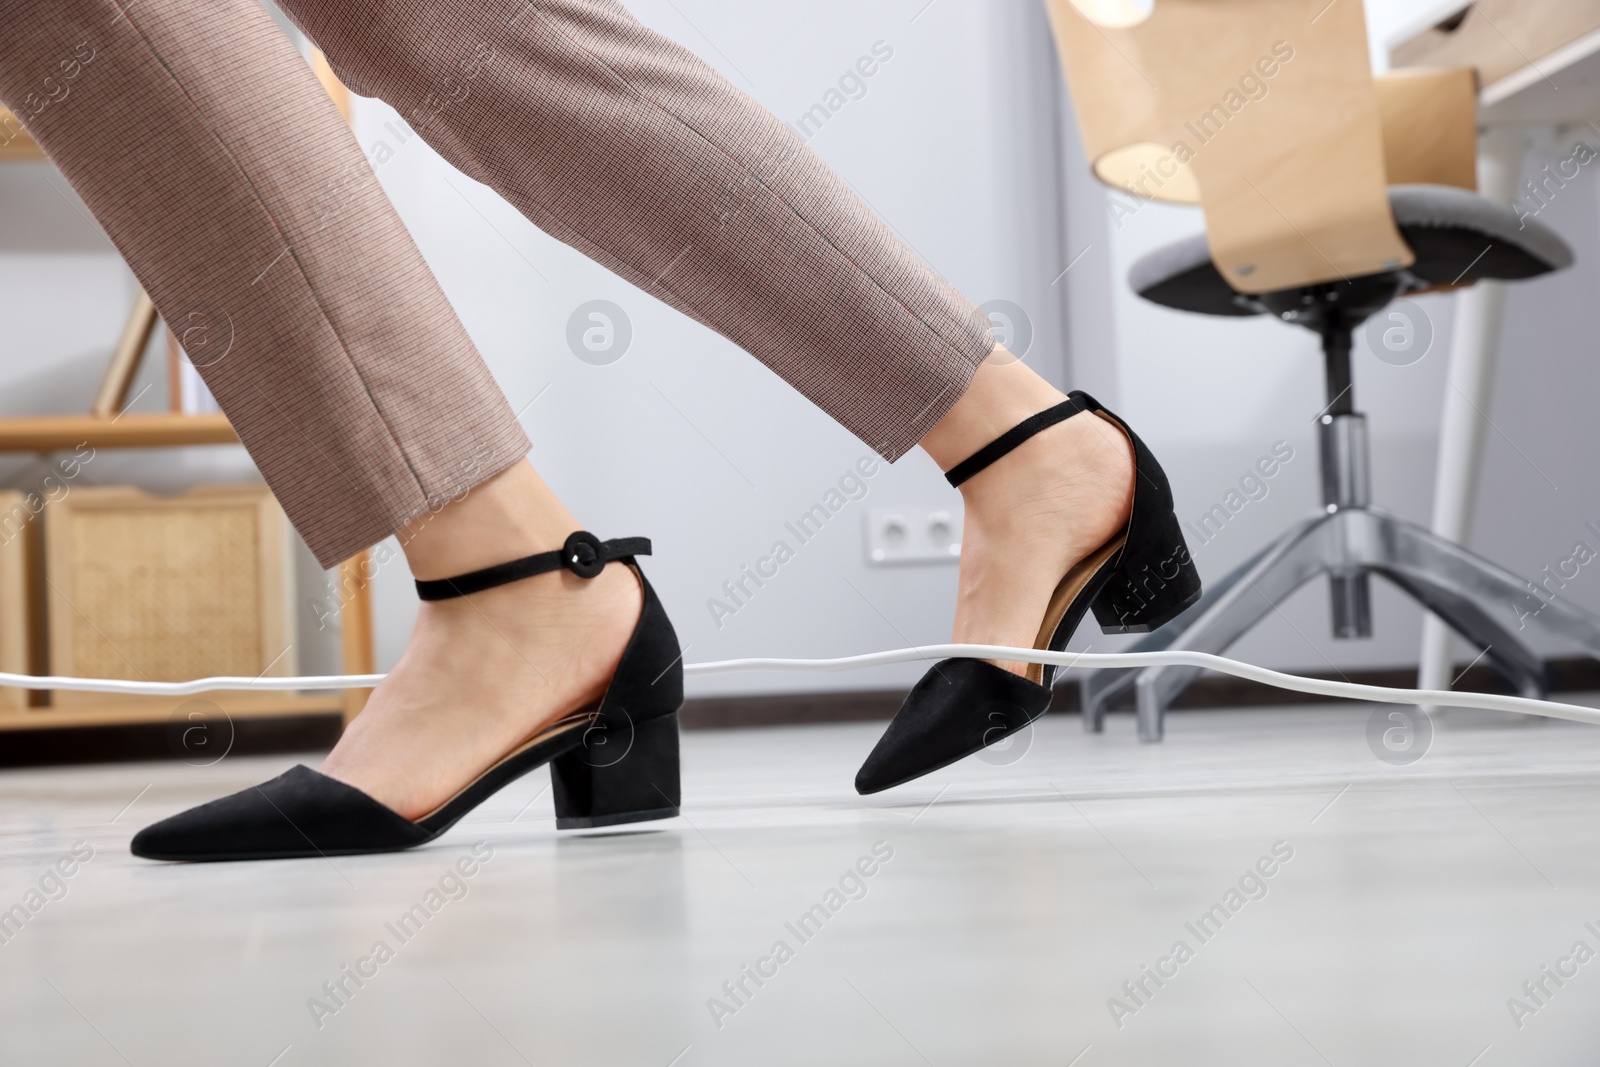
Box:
[1090,525,1202,633]
[855,391,1201,794]
[552,710,681,830]
[1088,414,1203,633]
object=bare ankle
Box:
[400,460,582,581]
[919,347,1067,471]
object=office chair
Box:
[1044,0,1600,740]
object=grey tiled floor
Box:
[2,703,1599,1065]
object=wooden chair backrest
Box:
[1044,0,1476,294]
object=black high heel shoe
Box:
[854,392,1201,795]
[130,532,683,862]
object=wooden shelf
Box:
[0,141,45,163]
[0,413,239,452]
[0,105,44,163]
[0,691,344,730]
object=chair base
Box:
[1078,505,1600,741]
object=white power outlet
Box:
[865,507,962,566]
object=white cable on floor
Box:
[2,645,1596,726]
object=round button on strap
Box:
[563,530,607,579]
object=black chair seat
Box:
[1130,184,1575,317]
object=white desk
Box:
[1390,4,1600,693]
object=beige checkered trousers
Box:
[0,0,993,567]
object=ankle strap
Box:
[415,532,651,601]
[943,391,1098,488]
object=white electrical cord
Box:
[3,645,1597,726]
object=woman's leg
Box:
[322,460,643,818]
[920,358,1134,677]
[282,0,1137,679]
[0,0,636,817]
[278,0,997,460]
[6,0,1130,818]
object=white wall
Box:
[3,0,1597,700]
